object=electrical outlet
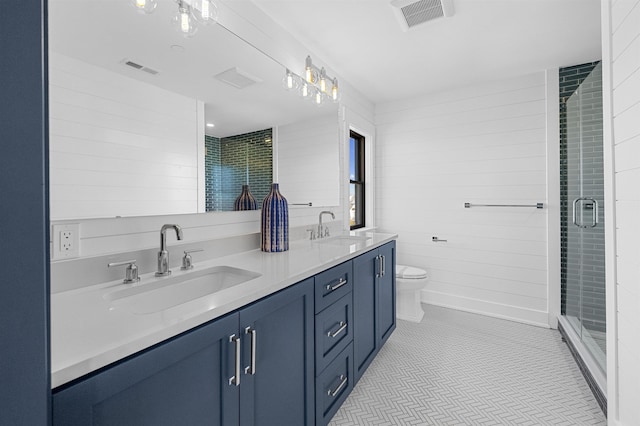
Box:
[52,224,80,260]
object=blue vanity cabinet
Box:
[238,277,315,426]
[53,278,315,426]
[52,312,241,426]
[313,261,355,426]
[352,241,396,383]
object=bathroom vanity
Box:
[51,234,396,425]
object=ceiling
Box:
[252,0,602,104]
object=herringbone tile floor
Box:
[330,305,606,426]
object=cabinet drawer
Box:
[315,343,354,426]
[315,293,353,375]
[315,261,353,313]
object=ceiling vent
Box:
[214,67,262,89]
[391,0,454,31]
[121,59,159,75]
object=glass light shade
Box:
[172,4,198,37]
[193,0,218,25]
[300,81,312,98]
[282,69,299,91]
[305,56,314,83]
[331,78,340,102]
[131,0,157,14]
[319,68,327,93]
[314,89,324,105]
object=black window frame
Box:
[350,130,365,230]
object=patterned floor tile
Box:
[329,305,606,426]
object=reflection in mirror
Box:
[205,128,272,211]
[48,0,338,220]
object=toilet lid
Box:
[395,265,428,279]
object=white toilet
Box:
[395,264,428,323]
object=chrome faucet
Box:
[155,224,183,277]
[318,211,335,239]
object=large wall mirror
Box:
[48,0,339,220]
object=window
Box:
[349,130,365,229]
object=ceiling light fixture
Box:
[131,0,218,38]
[283,56,340,105]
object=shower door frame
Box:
[557,62,607,401]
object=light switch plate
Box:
[52,223,80,260]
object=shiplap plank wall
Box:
[49,52,199,220]
[611,0,640,423]
[278,113,341,207]
[49,53,345,261]
[375,72,549,326]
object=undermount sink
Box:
[104,266,261,314]
[314,235,371,245]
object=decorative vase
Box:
[233,185,258,211]
[261,183,289,252]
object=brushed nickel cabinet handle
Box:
[327,321,348,338]
[229,334,241,386]
[244,326,257,375]
[327,374,348,397]
[326,277,347,292]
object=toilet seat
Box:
[396,265,427,280]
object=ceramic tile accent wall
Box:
[559,62,606,333]
[205,135,222,211]
[205,129,272,211]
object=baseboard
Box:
[421,290,550,328]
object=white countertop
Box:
[51,231,397,388]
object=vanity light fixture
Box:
[132,0,218,38]
[173,0,198,37]
[283,56,340,105]
[131,0,158,14]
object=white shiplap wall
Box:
[606,0,640,424]
[375,72,550,326]
[48,53,347,262]
[277,113,341,207]
[49,52,200,220]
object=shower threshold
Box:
[558,315,607,416]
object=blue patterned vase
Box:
[261,183,289,252]
[234,185,258,211]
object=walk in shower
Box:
[559,62,606,403]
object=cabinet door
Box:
[352,249,378,382]
[53,313,240,426]
[239,278,315,426]
[377,241,396,345]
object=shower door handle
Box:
[572,197,599,228]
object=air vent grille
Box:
[401,0,444,27]
[122,59,159,76]
[391,0,454,30]
[214,67,262,89]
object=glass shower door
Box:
[564,63,606,373]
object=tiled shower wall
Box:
[205,129,272,211]
[559,62,606,333]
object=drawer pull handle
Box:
[229,334,241,386]
[244,326,257,375]
[328,374,348,397]
[326,278,347,292]
[327,321,348,338]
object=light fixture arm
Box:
[304,56,337,93]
